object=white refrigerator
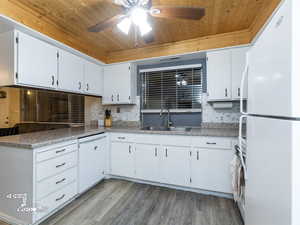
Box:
[241,0,300,225]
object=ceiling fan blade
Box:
[88,14,126,32]
[150,6,205,20]
[142,32,155,44]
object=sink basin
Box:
[142,126,192,132]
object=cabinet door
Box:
[191,148,233,193]
[103,65,117,104]
[58,50,84,93]
[110,142,135,178]
[17,32,58,88]
[116,63,131,104]
[161,146,190,187]
[207,50,232,101]
[231,47,249,100]
[135,144,160,182]
[103,63,132,104]
[79,137,106,193]
[84,61,103,96]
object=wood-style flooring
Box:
[0,179,243,225]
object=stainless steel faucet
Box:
[160,103,172,129]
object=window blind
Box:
[141,65,203,111]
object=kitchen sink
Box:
[141,126,192,132]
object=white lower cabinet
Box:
[161,146,190,187]
[110,142,135,178]
[135,144,160,182]
[190,148,233,193]
[109,133,235,194]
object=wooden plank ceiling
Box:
[0,0,281,63]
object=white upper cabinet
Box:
[58,49,84,93]
[103,62,136,105]
[0,30,58,89]
[207,47,248,101]
[232,47,249,100]
[18,32,58,89]
[84,60,103,96]
[207,50,232,101]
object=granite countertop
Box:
[0,125,240,149]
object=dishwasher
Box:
[78,133,107,193]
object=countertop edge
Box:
[0,127,239,150]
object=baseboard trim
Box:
[105,175,233,199]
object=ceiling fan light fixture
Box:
[138,21,152,36]
[130,7,148,26]
[117,17,132,34]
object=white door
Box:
[58,50,84,93]
[190,148,233,193]
[161,146,190,187]
[231,47,248,100]
[245,116,297,225]
[207,50,232,101]
[103,65,117,104]
[84,61,103,96]
[103,63,131,104]
[79,137,106,193]
[247,0,293,117]
[135,144,160,182]
[110,142,135,178]
[116,63,131,104]
[17,32,58,88]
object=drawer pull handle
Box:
[197,151,199,160]
[56,162,66,168]
[155,148,157,157]
[118,137,125,140]
[56,178,66,185]
[56,149,66,154]
[206,142,217,145]
[55,194,65,202]
[94,146,98,150]
[165,148,168,157]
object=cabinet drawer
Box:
[36,152,77,181]
[159,135,191,147]
[110,133,135,143]
[36,144,78,162]
[134,134,160,144]
[191,137,232,149]
[35,181,77,222]
[36,167,77,200]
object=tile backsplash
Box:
[201,94,241,123]
[85,94,240,126]
[85,96,140,126]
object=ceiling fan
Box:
[87,0,205,43]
